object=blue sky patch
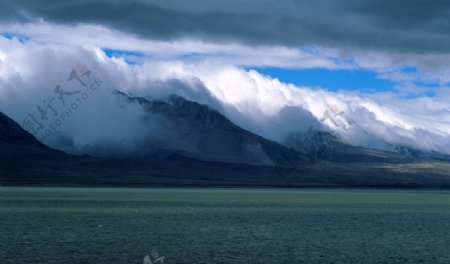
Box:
[102,48,145,64]
[248,67,397,92]
[1,33,29,43]
[102,48,145,58]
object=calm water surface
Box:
[1,187,450,263]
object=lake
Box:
[1,187,450,263]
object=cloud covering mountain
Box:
[0,1,449,157]
[0,36,449,156]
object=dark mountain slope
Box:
[0,111,44,147]
[0,111,69,161]
[113,91,307,167]
[1,98,450,188]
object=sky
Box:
[0,0,449,155]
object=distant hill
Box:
[286,127,450,163]
[1,94,450,188]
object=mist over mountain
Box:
[0,38,449,158]
[285,127,450,163]
[107,91,306,166]
[1,0,450,190]
[3,3,450,263]
[1,95,450,188]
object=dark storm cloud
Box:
[2,0,450,53]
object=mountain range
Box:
[1,92,449,187]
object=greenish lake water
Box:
[1,187,450,263]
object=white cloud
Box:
[0,22,350,70]
[4,21,450,87]
[0,32,449,156]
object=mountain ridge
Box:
[1,93,450,188]
[286,127,450,163]
[112,90,308,167]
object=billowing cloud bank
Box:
[1,35,449,156]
